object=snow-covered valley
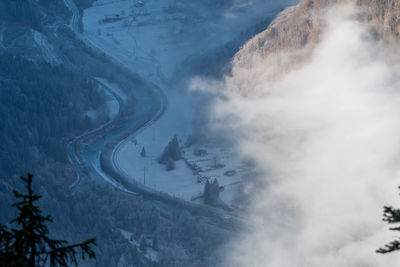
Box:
[79,0,295,207]
[1,0,305,265]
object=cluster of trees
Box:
[158,135,182,171]
[0,0,41,30]
[0,54,105,178]
[0,171,232,267]
[0,5,145,264]
[68,181,228,266]
[203,179,221,206]
[0,1,231,265]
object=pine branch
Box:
[378,186,400,254]
[377,240,400,254]
[0,173,96,266]
[382,206,400,224]
[45,238,96,266]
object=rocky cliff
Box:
[232,0,400,82]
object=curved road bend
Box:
[63,0,167,192]
[63,0,239,228]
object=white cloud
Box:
[216,3,400,267]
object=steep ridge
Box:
[233,0,400,90]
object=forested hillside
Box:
[0,54,104,178]
[0,0,41,29]
[0,0,233,266]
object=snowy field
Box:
[116,129,250,204]
[83,0,292,207]
[119,229,158,262]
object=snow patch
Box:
[32,30,60,64]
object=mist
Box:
[214,4,400,267]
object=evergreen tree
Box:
[158,134,181,164]
[0,173,96,266]
[203,179,220,206]
[377,186,400,254]
[140,147,146,157]
[203,180,211,203]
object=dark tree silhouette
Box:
[158,134,181,164]
[377,186,400,254]
[203,179,220,206]
[140,147,146,157]
[0,173,96,267]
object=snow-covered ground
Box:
[84,0,246,79]
[117,136,250,204]
[82,0,293,207]
[183,144,249,204]
[119,229,158,262]
[32,30,61,64]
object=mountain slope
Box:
[233,0,400,76]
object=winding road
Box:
[63,0,167,194]
[63,0,80,32]
[62,0,240,227]
[67,78,124,191]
